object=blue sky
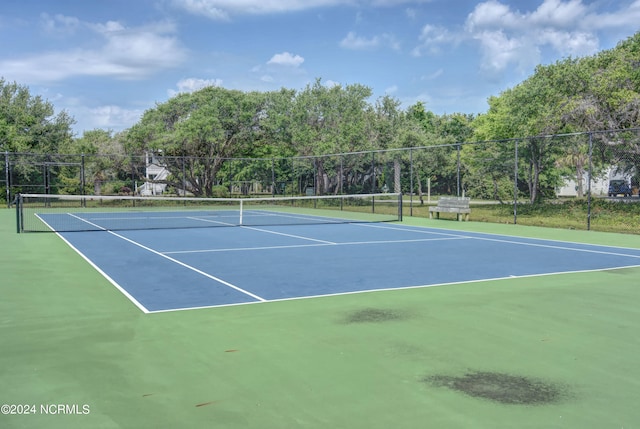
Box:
[1,0,639,135]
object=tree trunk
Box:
[492,176,504,203]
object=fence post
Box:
[409,148,414,217]
[16,194,21,233]
[271,158,276,197]
[456,143,461,197]
[4,151,9,208]
[313,157,318,196]
[340,154,344,195]
[181,156,186,197]
[514,139,519,224]
[371,151,376,193]
[80,153,85,194]
[81,154,86,207]
[130,155,135,206]
[587,132,593,231]
[44,155,50,195]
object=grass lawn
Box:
[404,197,640,234]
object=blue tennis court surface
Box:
[56,222,640,313]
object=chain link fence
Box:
[3,128,639,232]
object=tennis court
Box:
[3,197,640,429]
[16,193,640,313]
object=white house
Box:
[137,152,169,196]
[556,167,635,197]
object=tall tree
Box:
[126,86,272,197]
[60,129,127,195]
[471,32,640,202]
[0,79,75,153]
[472,70,568,202]
[1,79,75,196]
[289,79,373,194]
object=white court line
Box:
[147,263,640,314]
[163,220,640,258]
[66,213,266,303]
[468,236,640,259]
[163,236,466,254]
[187,214,337,243]
[189,214,342,243]
[239,225,336,244]
[34,213,151,313]
[186,216,236,226]
[357,223,640,258]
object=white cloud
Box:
[340,32,378,50]
[251,54,307,87]
[411,24,458,56]
[267,52,305,67]
[340,31,400,50]
[582,0,640,29]
[168,78,223,96]
[465,0,521,32]
[471,30,538,76]
[174,0,344,20]
[463,0,603,75]
[536,29,598,57]
[421,69,443,80]
[323,80,341,88]
[40,13,81,35]
[368,0,433,6]
[175,0,230,20]
[465,0,591,33]
[92,21,187,72]
[0,20,187,84]
[87,105,144,130]
[414,0,640,79]
[173,0,434,20]
[529,0,587,28]
[60,100,144,134]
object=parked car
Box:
[608,179,632,197]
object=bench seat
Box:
[428,197,471,221]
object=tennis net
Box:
[16,193,402,232]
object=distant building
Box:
[137,152,169,196]
[556,167,635,197]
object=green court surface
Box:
[1,208,639,428]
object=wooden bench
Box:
[429,197,471,221]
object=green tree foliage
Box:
[402,103,473,199]
[472,71,567,202]
[561,35,640,131]
[126,86,275,197]
[287,79,375,194]
[470,32,640,202]
[58,129,128,195]
[290,79,373,156]
[1,78,75,197]
[0,79,75,153]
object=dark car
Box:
[608,179,632,197]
